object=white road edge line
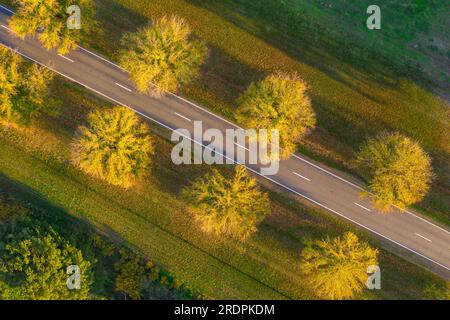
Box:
[2,41,449,273]
[293,172,311,182]
[1,24,10,30]
[415,233,432,243]
[115,82,132,92]
[354,202,371,212]
[0,4,14,14]
[2,2,446,236]
[58,54,74,63]
[235,143,249,151]
[174,112,192,122]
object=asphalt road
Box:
[0,5,448,279]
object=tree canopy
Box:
[118,15,207,97]
[355,132,433,211]
[9,0,96,55]
[0,47,57,123]
[235,72,316,159]
[183,166,271,240]
[114,250,145,300]
[300,232,379,300]
[0,226,93,300]
[71,107,154,188]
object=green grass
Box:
[0,78,447,299]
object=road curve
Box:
[0,5,448,279]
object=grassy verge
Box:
[0,77,447,299]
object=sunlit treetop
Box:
[9,0,96,54]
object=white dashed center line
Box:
[354,202,371,212]
[293,172,311,182]
[415,233,432,243]
[174,112,192,122]
[1,24,10,31]
[114,82,132,92]
[58,54,74,63]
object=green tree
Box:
[183,166,271,240]
[118,15,207,97]
[0,226,93,300]
[424,282,450,300]
[0,47,56,123]
[72,107,154,188]
[235,72,316,159]
[9,0,96,55]
[114,250,144,300]
[355,132,433,211]
[300,232,378,300]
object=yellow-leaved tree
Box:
[300,232,379,300]
[235,72,316,159]
[118,15,207,97]
[0,47,57,123]
[9,0,96,54]
[355,132,433,211]
[183,166,271,240]
[71,107,154,188]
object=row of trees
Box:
[8,0,317,159]
[0,49,433,214]
[1,0,436,300]
[6,0,433,212]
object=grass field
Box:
[0,76,448,299]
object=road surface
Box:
[0,5,448,279]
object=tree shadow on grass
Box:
[0,172,127,249]
[186,0,436,86]
[87,0,150,58]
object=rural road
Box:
[0,5,449,279]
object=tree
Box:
[300,232,378,300]
[71,106,154,188]
[118,15,207,97]
[0,226,93,300]
[114,250,144,300]
[0,47,57,123]
[183,166,271,240]
[355,132,433,211]
[424,282,450,300]
[9,0,96,55]
[235,72,316,159]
